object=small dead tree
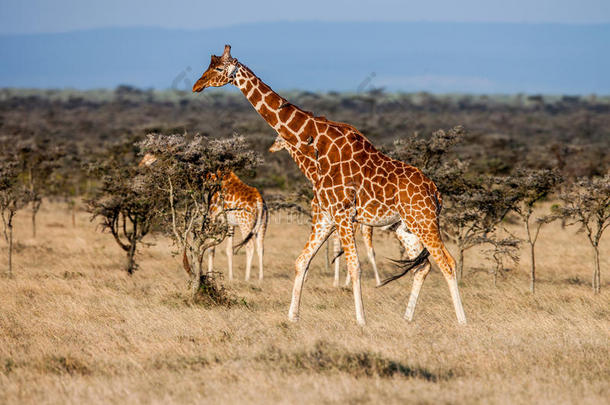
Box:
[0,158,31,277]
[506,169,561,293]
[553,174,610,294]
[479,236,521,287]
[139,133,259,298]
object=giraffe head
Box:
[268,136,287,153]
[192,45,239,92]
[138,153,158,167]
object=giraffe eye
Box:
[214,68,223,72]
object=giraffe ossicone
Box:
[193,45,467,325]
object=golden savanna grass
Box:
[0,202,608,404]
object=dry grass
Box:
[0,202,608,404]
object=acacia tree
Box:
[87,152,158,274]
[139,133,259,297]
[0,157,31,277]
[554,174,610,294]
[506,169,562,293]
[441,178,519,280]
[478,236,520,287]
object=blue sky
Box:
[1,1,608,93]
[1,0,609,34]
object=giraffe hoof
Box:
[288,315,299,323]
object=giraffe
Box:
[269,135,429,291]
[207,170,268,281]
[192,45,466,325]
[140,153,268,281]
[270,135,391,287]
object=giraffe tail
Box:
[376,248,430,287]
[331,248,344,264]
[233,197,266,254]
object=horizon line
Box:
[2,19,610,36]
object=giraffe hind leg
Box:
[394,225,432,321]
[400,213,467,324]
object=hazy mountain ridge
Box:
[1,22,608,94]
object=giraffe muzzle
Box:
[192,77,206,93]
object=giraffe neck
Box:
[233,64,320,184]
[233,64,312,146]
[283,142,318,185]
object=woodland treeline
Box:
[0,88,608,297]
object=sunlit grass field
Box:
[0,202,608,404]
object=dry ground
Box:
[0,202,608,404]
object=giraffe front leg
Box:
[256,231,264,281]
[225,228,234,281]
[288,214,334,322]
[207,247,215,274]
[336,214,366,326]
[244,240,254,281]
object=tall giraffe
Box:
[140,153,268,281]
[192,46,466,325]
[270,135,399,288]
[270,135,429,292]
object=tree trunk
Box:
[126,242,136,275]
[71,203,76,228]
[529,243,536,294]
[7,223,13,277]
[457,247,465,281]
[593,245,601,294]
[31,205,36,239]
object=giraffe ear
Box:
[221,45,232,60]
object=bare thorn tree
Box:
[553,174,610,293]
[480,236,521,287]
[506,169,562,293]
[0,156,31,277]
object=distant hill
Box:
[0,22,608,94]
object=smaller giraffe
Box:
[139,154,267,281]
[208,170,268,281]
